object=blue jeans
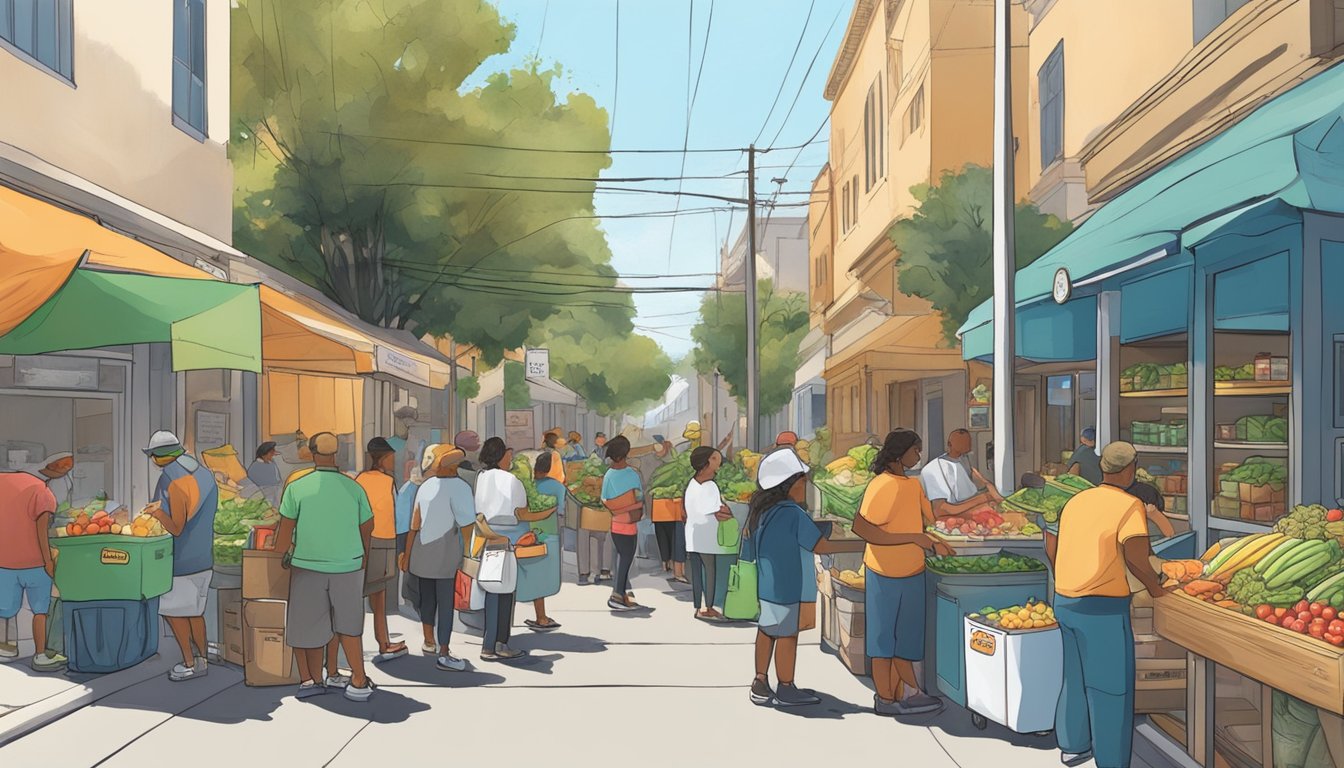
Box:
[1054,594,1135,768]
[483,592,514,650]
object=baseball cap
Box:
[756,447,809,490]
[774,431,799,447]
[309,432,341,456]
[1099,441,1138,473]
[143,430,183,457]
[1081,427,1097,440]
[419,444,442,472]
[367,436,394,455]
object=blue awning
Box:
[962,295,1096,362]
[959,60,1344,352]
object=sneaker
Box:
[493,644,525,660]
[31,652,67,673]
[373,646,408,663]
[436,654,468,672]
[296,680,326,700]
[0,642,18,659]
[749,678,775,706]
[596,571,612,582]
[577,574,591,586]
[774,682,822,707]
[168,658,207,682]
[875,691,943,716]
[480,649,501,662]
[608,595,636,611]
[324,672,351,688]
[343,680,376,702]
[1061,751,1093,767]
[421,641,437,654]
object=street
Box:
[0,558,1077,768]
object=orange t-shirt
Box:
[859,472,934,578]
[355,470,397,540]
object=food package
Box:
[201,445,248,485]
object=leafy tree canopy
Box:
[891,165,1073,343]
[528,307,673,416]
[690,281,809,417]
[456,375,480,402]
[503,362,530,411]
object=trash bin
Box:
[963,614,1062,733]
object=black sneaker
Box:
[774,682,822,707]
[749,678,775,706]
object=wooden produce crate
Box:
[1155,591,1344,714]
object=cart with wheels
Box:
[962,614,1063,735]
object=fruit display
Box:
[970,600,1056,631]
[56,505,165,538]
[1251,601,1344,646]
[925,553,1046,574]
[567,454,608,507]
[510,455,558,511]
[931,507,1042,539]
[836,564,866,589]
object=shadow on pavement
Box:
[511,632,609,654]
[304,686,432,724]
[495,651,563,675]
[924,699,1059,751]
[766,689,870,721]
[371,657,507,688]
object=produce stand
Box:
[964,614,1063,733]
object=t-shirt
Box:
[476,468,529,543]
[1070,446,1104,486]
[859,472,934,578]
[355,470,397,540]
[748,501,823,605]
[0,472,56,569]
[602,466,643,536]
[1054,485,1149,598]
[395,480,418,535]
[279,467,373,574]
[684,478,725,554]
[410,476,476,579]
[544,449,566,484]
[919,454,980,505]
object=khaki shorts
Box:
[159,570,212,618]
[363,537,397,596]
[286,567,364,648]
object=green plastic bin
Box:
[52,534,174,602]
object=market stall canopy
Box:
[958,59,1344,357]
[527,375,581,406]
[0,185,261,371]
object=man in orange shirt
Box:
[852,429,954,717]
[356,437,406,662]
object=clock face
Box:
[1053,268,1071,304]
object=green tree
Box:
[231,0,638,363]
[456,375,480,402]
[891,165,1073,343]
[690,281,809,416]
[503,362,530,410]
[528,307,673,415]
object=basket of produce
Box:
[511,454,559,514]
[1235,415,1289,444]
[714,457,758,503]
[931,507,1042,540]
[1214,363,1257,382]
[648,450,695,501]
[212,496,279,571]
[1121,363,1187,392]
[969,599,1057,631]
[814,445,878,521]
[927,552,1047,575]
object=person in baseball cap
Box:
[745,447,865,709]
[356,437,406,662]
[1068,427,1103,486]
[143,430,185,460]
[773,431,799,449]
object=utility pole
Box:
[992,0,1017,493]
[449,338,458,435]
[745,145,761,452]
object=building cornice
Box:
[824,0,880,101]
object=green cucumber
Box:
[1264,541,1329,582]
[1307,571,1344,601]
[1206,535,1265,574]
[1268,552,1333,589]
[1256,539,1307,575]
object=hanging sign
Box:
[375,346,431,387]
[525,348,550,379]
[1052,267,1072,304]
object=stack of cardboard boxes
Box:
[241,549,300,686]
[217,588,243,665]
[1133,590,1188,713]
[833,579,869,676]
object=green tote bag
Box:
[724,559,759,621]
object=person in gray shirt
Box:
[1068,428,1104,486]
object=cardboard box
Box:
[242,598,300,687]
[1136,657,1187,690]
[242,550,289,600]
[1135,687,1186,714]
[579,506,612,533]
[1134,634,1185,659]
[222,622,244,665]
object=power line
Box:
[667,0,716,270]
[318,129,746,155]
[766,4,845,149]
[457,169,747,184]
[349,180,752,204]
[753,0,816,147]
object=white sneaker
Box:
[169,658,207,682]
[0,642,19,659]
[344,680,376,702]
[31,652,67,672]
[324,672,351,688]
[436,654,468,672]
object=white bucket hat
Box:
[143,430,183,457]
[756,447,809,490]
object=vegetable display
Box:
[1225,457,1288,487]
[1003,487,1068,523]
[1251,601,1344,646]
[213,536,247,566]
[815,445,882,520]
[931,507,1041,539]
[647,450,694,500]
[213,496,278,536]
[925,554,1046,574]
[1120,362,1188,392]
[57,506,165,538]
[1214,363,1257,382]
[510,455,558,512]
[971,600,1056,630]
[1273,504,1337,540]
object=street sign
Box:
[525,348,550,379]
[375,346,431,386]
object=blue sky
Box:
[464,0,848,358]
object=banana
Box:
[1210,533,1287,577]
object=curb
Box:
[0,653,172,747]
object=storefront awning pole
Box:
[992,0,1017,493]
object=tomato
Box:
[1284,614,1299,628]
[1275,607,1290,619]
[1255,604,1274,620]
[1268,614,1283,624]
[1326,607,1338,622]
[1300,611,1314,622]
[1296,600,1312,614]
[1314,618,1329,628]
[1328,509,1344,523]
[1331,620,1344,634]
[1329,634,1339,644]
[1294,620,1309,633]
[1332,635,1344,647]
[1311,624,1327,638]
[1313,603,1327,616]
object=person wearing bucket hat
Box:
[744,448,865,709]
[356,437,407,663]
[1047,441,1167,768]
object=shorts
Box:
[0,567,53,617]
[363,537,397,596]
[159,569,213,617]
[865,570,926,661]
[287,567,364,648]
[758,600,800,638]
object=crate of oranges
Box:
[969,600,1057,631]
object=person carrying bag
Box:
[472,438,530,662]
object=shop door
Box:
[1015,384,1038,475]
[927,395,944,448]
[899,383,919,433]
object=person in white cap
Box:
[744,448,864,708]
[143,430,218,683]
[0,453,74,670]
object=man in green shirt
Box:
[273,432,376,702]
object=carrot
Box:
[1215,600,1239,608]
[1162,563,1186,581]
[1183,560,1206,580]
[1183,580,1224,596]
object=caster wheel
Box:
[971,712,988,730]
[1033,731,1052,737]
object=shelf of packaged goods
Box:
[1213,441,1289,453]
[1214,381,1291,396]
[1155,591,1344,715]
[1120,388,1188,399]
[1133,445,1189,454]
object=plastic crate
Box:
[52,534,173,602]
[63,597,161,674]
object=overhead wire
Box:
[765,3,845,149]
[752,0,816,147]
[666,0,716,270]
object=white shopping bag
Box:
[478,547,517,594]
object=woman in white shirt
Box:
[473,437,530,662]
[684,447,733,621]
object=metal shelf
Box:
[1213,441,1289,453]
[1120,388,1187,398]
[1133,445,1189,454]
[1214,381,1291,396]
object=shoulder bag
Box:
[724,509,771,622]
[474,516,517,594]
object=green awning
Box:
[0,270,262,372]
[959,59,1344,342]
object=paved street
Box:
[0,558,1084,768]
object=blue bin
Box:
[63,597,160,674]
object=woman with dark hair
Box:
[852,429,954,717]
[600,436,643,611]
[746,450,865,708]
[522,452,564,632]
[684,446,732,620]
[472,437,529,662]
[541,431,567,485]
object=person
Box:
[563,431,588,462]
[455,431,482,479]
[1124,479,1177,539]
[525,453,565,631]
[1068,428,1104,486]
[746,449,866,707]
[272,432,376,702]
[592,432,608,460]
[773,431,798,449]
[474,437,529,662]
[541,431,567,485]
[395,461,424,642]
[637,438,687,581]
[355,437,408,662]
[684,447,732,621]
[401,446,477,672]
[385,406,418,487]
[601,436,644,611]
[144,431,218,683]
[246,442,283,506]
[853,429,955,716]
[0,453,73,671]
[1046,441,1167,768]
[919,428,1004,518]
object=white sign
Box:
[525,348,550,380]
[1052,267,1072,305]
[195,410,229,450]
[15,356,99,389]
[193,258,228,281]
[375,346,431,387]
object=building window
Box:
[841,180,852,232]
[905,84,924,140]
[863,78,885,192]
[172,0,207,138]
[1193,0,1251,43]
[0,0,73,82]
[1038,41,1065,168]
[851,175,859,226]
[849,385,859,433]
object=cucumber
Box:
[1264,541,1329,583]
[1205,534,1264,574]
[1256,539,1306,576]
[1307,571,1344,601]
[1268,552,1332,589]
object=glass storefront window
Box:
[1214,665,1266,767]
[0,392,118,506]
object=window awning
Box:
[958,59,1344,347]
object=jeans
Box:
[654,521,687,564]
[688,552,718,609]
[713,554,736,609]
[612,533,637,596]
[577,529,609,576]
[1054,594,1135,768]
[416,575,455,648]
[394,532,409,613]
[483,592,515,650]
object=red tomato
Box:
[1328,634,1339,644]
[1268,614,1284,624]
[1331,620,1344,634]
[1296,600,1312,614]
[1284,615,1299,628]
[1314,617,1328,627]
[1293,620,1309,633]
[1275,607,1290,619]
[1328,509,1344,523]
[1326,607,1338,622]
[1300,611,1314,622]
[1255,604,1274,620]
[1312,603,1326,616]
[1332,635,1344,647]
[1311,624,1327,638]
